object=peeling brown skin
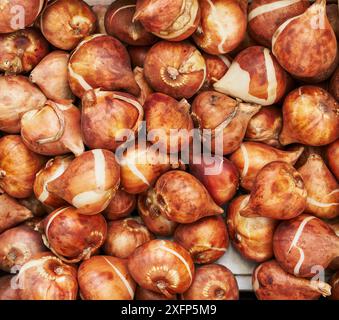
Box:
[144,41,206,99]
[253,260,327,300]
[133,66,153,105]
[248,0,310,47]
[227,195,277,263]
[0,275,20,300]
[43,207,107,262]
[41,0,97,50]
[325,139,339,180]
[105,0,157,46]
[280,86,339,146]
[68,35,140,98]
[240,161,307,220]
[329,272,339,300]
[128,46,150,68]
[202,53,230,90]
[182,264,239,300]
[298,154,339,219]
[0,28,49,74]
[103,190,136,221]
[273,214,339,278]
[135,286,177,300]
[229,142,304,191]
[329,66,339,101]
[0,225,47,273]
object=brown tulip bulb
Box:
[0,276,20,300]
[174,216,229,264]
[41,207,107,263]
[227,195,277,262]
[103,190,136,221]
[138,194,178,236]
[128,45,150,68]
[193,0,247,55]
[0,75,46,133]
[14,253,78,300]
[214,46,290,106]
[47,150,120,215]
[145,170,224,224]
[144,93,194,153]
[248,0,310,47]
[0,135,46,199]
[273,214,339,278]
[192,91,261,155]
[329,272,339,300]
[0,0,45,34]
[21,101,84,157]
[92,5,108,34]
[245,106,283,147]
[0,192,33,234]
[30,51,75,103]
[128,239,194,297]
[78,255,136,300]
[280,86,339,146]
[81,89,143,151]
[104,217,153,259]
[105,0,157,46]
[133,0,200,41]
[181,264,239,300]
[329,66,339,101]
[40,0,97,50]
[326,139,339,180]
[68,34,140,98]
[229,142,304,191]
[0,28,49,74]
[253,260,331,300]
[190,153,239,206]
[135,286,176,300]
[298,154,339,219]
[240,161,307,220]
[272,0,338,82]
[133,66,153,105]
[0,225,46,273]
[144,41,206,99]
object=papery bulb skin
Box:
[144,41,206,99]
[81,89,143,151]
[229,142,304,191]
[78,255,136,300]
[21,101,84,157]
[298,154,339,219]
[0,75,46,133]
[273,214,339,278]
[227,195,277,262]
[135,286,177,300]
[105,0,157,46]
[68,34,140,98]
[134,0,201,41]
[327,4,339,39]
[181,264,239,300]
[0,28,49,74]
[47,150,120,215]
[329,66,339,101]
[189,153,239,206]
[128,46,150,68]
[42,207,107,263]
[253,260,332,300]
[214,46,290,106]
[40,0,97,50]
[14,253,78,300]
[329,272,339,300]
[326,139,339,180]
[279,86,339,146]
[128,239,194,297]
[138,194,178,236]
[192,91,261,155]
[104,217,154,259]
[0,0,45,34]
[0,225,46,273]
[192,0,247,55]
[240,161,307,220]
[0,276,20,300]
[0,135,46,199]
[30,51,75,103]
[174,216,229,264]
[92,5,108,34]
[144,93,194,153]
[144,170,223,224]
[0,192,33,234]
[34,156,73,208]
[272,0,338,82]
[248,0,310,47]
[103,190,136,221]
[118,143,172,194]
[133,66,153,105]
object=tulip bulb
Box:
[326,139,339,180]
[128,46,150,68]
[329,66,339,101]
[103,190,136,221]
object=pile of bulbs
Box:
[0,0,338,300]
